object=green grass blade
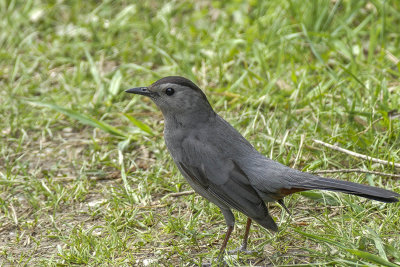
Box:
[27,101,127,138]
[366,227,388,261]
[294,229,347,250]
[338,64,367,89]
[345,249,399,267]
[276,263,334,267]
[295,229,399,267]
[108,70,122,96]
[123,113,154,136]
[299,191,341,205]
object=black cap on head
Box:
[151,76,201,91]
[151,76,209,102]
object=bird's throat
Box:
[164,110,215,129]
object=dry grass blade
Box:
[313,139,400,168]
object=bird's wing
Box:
[176,137,277,230]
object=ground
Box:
[1,0,400,266]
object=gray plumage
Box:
[125,76,399,255]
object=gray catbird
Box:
[125,76,399,256]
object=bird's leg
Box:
[240,218,252,251]
[228,218,255,254]
[278,199,292,215]
[217,225,233,262]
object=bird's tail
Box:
[287,172,399,203]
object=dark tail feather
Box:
[291,173,399,203]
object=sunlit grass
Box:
[1,0,399,266]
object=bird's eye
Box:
[165,88,175,96]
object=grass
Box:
[1,0,400,266]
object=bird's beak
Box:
[125,87,153,97]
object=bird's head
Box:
[125,76,214,119]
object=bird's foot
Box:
[228,245,256,255]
